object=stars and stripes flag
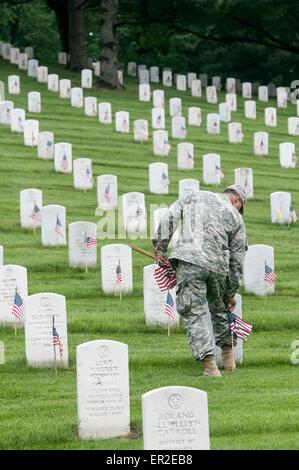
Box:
[163,139,171,152]
[61,153,68,170]
[52,323,63,358]
[12,291,23,321]
[244,177,251,196]
[86,165,92,182]
[55,213,64,237]
[115,261,123,287]
[289,205,297,223]
[265,264,276,284]
[228,312,252,341]
[83,233,97,249]
[215,165,224,179]
[154,264,177,291]
[165,291,175,320]
[31,202,41,222]
[160,171,169,187]
[104,183,112,203]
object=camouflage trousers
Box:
[175,260,236,361]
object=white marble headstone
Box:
[71,87,83,107]
[152,90,164,108]
[163,70,172,87]
[58,52,67,65]
[47,74,59,92]
[207,113,220,134]
[188,107,201,126]
[150,66,159,83]
[23,119,39,146]
[69,221,97,268]
[127,62,137,76]
[10,47,20,64]
[244,100,256,119]
[206,86,217,104]
[171,116,187,139]
[77,340,130,439]
[226,77,236,93]
[177,143,194,170]
[54,142,72,173]
[228,122,243,144]
[97,174,118,210]
[234,168,253,199]
[8,75,20,95]
[101,244,132,294]
[169,97,182,117]
[288,117,299,136]
[264,107,277,127]
[142,386,210,450]
[176,74,187,91]
[203,154,223,185]
[28,91,41,113]
[139,84,151,102]
[179,179,200,199]
[115,111,129,133]
[258,86,268,102]
[219,103,231,123]
[277,89,288,108]
[152,108,165,129]
[199,74,208,87]
[122,192,147,234]
[191,79,201,97]
[149,162,169,194]
[81,69,92,88]
[0,100,13,124]
[37,66,48,83]
[187,73,197,88]
[98,102,112,124]
[18,53,28,70]
[226,93,237,111]
[73,158,93,190]
[243,245,275,296]
[134,119,149,142]
[24,293,68,367]
[84,96,97,117]
[212,76,221,90]
[27,59,38,77]
[242,82,252,99]
[279,142,297,168]
[139,69,149,85]
[153,130,171,156]
[270,191,292,224]
[41,204,67,247]
[143,264,179,327]
[38,131,54,160]
[20,188,43,229]
[11,108,25,133]
[59,79,71,99]
[254,131,268,155]
[0,265,28,325]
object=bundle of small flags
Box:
[154,264,177,291]
[265,264,276,284]
[11,291,23,321]
[228,312,252,341]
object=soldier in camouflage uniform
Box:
[152,185,247,377]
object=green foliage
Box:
[0,57,299,449]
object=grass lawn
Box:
[0,58,298,450]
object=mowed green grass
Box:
[0,59,299,450]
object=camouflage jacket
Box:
[152,190,247,298]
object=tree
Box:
[68,0,88,70]
[99,0,121,88]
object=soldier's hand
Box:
[225,296,236,312]
[156,254,172,269]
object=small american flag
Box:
[84,233,97,249]
[12,291,23,321]
[61,153,68,170]
[163,139,171,152]
[228,312,252,341]
[86,165,92,182]
[265,264,276,284]
[244,178,251,195]
[289,206,297,223]
[55,214,64,237]
[154,264,177,291]
[215,165,224,179]
[292,153,298,166]
[122,117,128,131]
[104,183,112,203]
[160,171,169,187]
[115,261,123,286]
[53,323,63,358]
[165,291,175,320]
[31,202,41,222]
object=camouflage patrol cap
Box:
[223,184,247,214]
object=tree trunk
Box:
[46,0,69,53]
[100,0,120,88]
[68,0,88,71]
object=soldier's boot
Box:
[201,355,222,378]
[221,347,236,371]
